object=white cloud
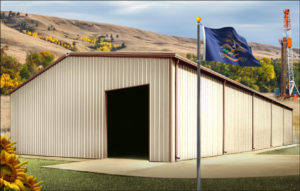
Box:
[111,2,154,15]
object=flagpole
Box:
[196,16,202,191]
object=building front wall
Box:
[253,97,271,150]
[283,109,293,145]
[271,104,284,147]
[11,57,170,161]
[176,64,223,160]
[224,85,252,154]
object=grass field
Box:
[20,157,300,191]
[259,145,300,155]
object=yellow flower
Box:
[0,136,16,154]
[24,175,43,191]
[0,150,28,191]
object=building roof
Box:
[10,51,292,110]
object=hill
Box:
[1,11,300,63]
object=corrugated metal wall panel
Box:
[283,109,293,145]
[253,97,271,150]
[170,61,176,162]
[271,104,283,147]
[176,64,223,160]
[200,73,223,157]
[224,85,252,154]
[11,57,170,161]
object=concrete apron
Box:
[42,146,300,179]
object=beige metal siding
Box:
[253,97,271,150]
[11,57,170,161]
[176,65,223,160]
[283,109,293,145]
[170,61,176,162]
[224,85,252,154]
[271,104,284,147]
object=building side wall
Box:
[283,109,293,145]
[176,64,223,160]
[271,104,284,147]
[253,97,271,150]
[11,57,170,161]
[224,85,252,154]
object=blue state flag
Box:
[204,27,261,67]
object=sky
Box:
[1,1,299,47]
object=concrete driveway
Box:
[42,145,300,179]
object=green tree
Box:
[0,46,22,94]
[0,46,21,79]
[20,64,31,80]
[110,34,114,42]
[185,53,276,92]
[40,51,54,67]
[25,51,55,73]
[293,62,300,90]
[25,51,40,75]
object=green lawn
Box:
[259,145,300,155]
[19,158,300,191]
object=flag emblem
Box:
[204,27,261,67]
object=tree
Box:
[20,64,31,80]
[16,12,20,16]
[0,12,5,19]
[293,62,300,88]
[185,53,276,92]
[25,51,39,75]
[0,46,22,94]
[40,50,54,67]
[0,46,21,78]
[25,13,28,16]
[0,73,21,95]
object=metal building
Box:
[10,52,293,162]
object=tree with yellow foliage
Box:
[0,73,21,95]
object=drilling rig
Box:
[279,9,299,99]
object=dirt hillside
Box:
[1,11,299,63]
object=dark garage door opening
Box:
[106,85,149,159]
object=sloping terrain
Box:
[1,11,299,63]
[1,23,66,63]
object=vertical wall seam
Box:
[283,108,284,145]
[292,110,293,144]
[252,94,254,150]
[175,59,179,161]
[270,103,272,147]
[223,80,226,154]
[169,59,172,162]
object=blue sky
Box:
[1,1,299,47]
